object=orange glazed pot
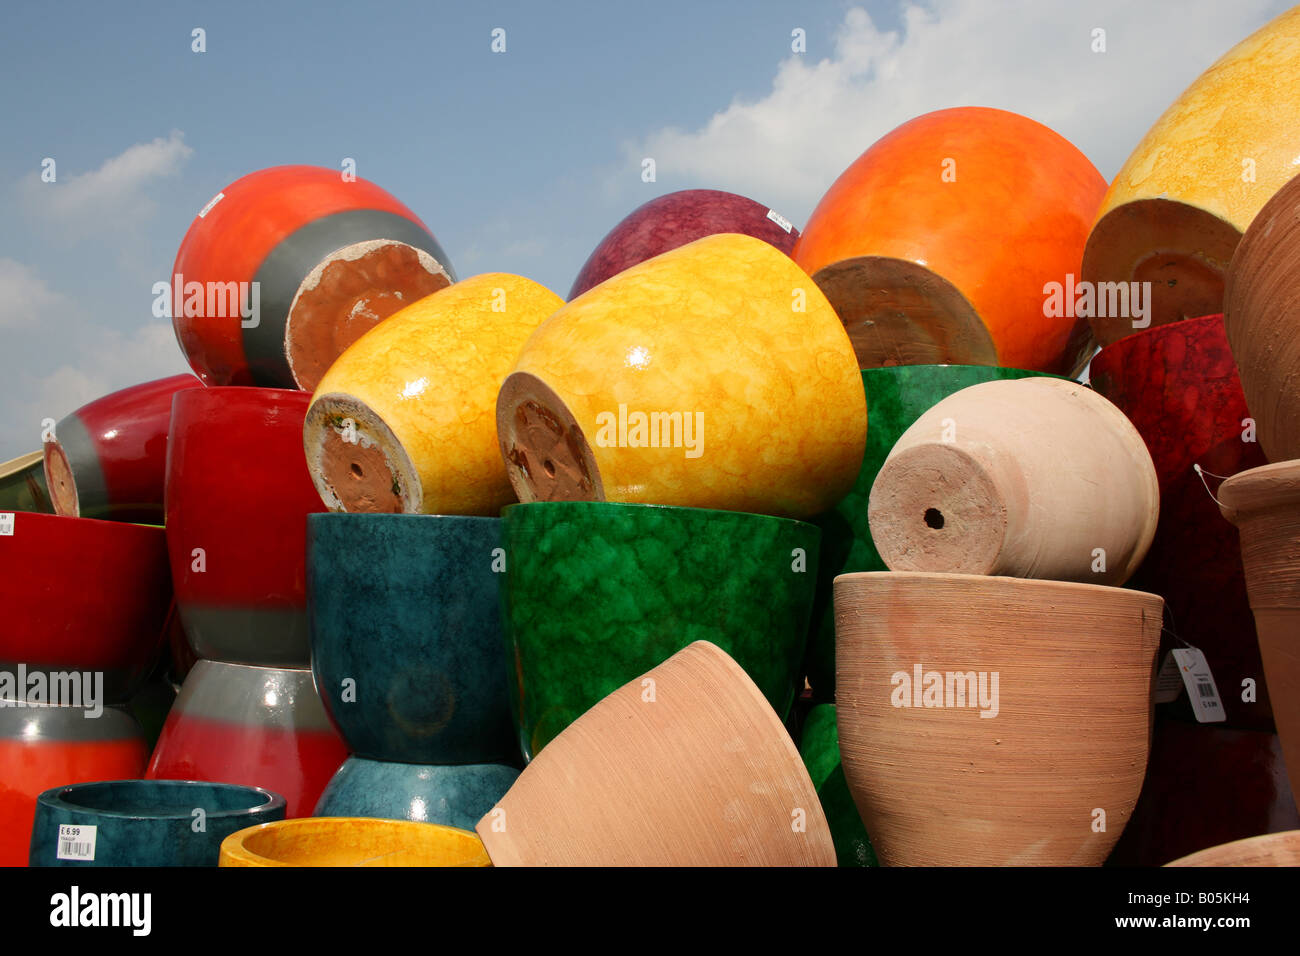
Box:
[793,107,1106,377]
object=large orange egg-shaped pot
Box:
[793,107,1105,377]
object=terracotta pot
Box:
[1165,830,1300,866]
[835,571,1162,866]
[1090,314,1270,728]
[303,274,562,516]
[793,107,1105,376]
[497,233,866,519]
[1218,460,1300,807]
[43,374,202,523]
[867,377,1159,585]
[1224,173,1300,463]
[798,703,877,867]
[476,641,834,866]
[220,817,489,867]
[165,387,325,665]
[1082,7,1300,347]
[0,513,171,702]
[0,451,53,513]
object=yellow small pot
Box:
[496,233,866,519]
[218,817,491,867]
[305,273,563,515]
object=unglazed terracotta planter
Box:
[835,572,1163,866]
[1219,461,1300,807]
[307,513,517,764]
[502,501,818,759]
[43,374,201,523]
[497,233,866,519]
[146,660,347,818]
[868,377,1158,586]
[1224,173,1300,463]
[166,387,325,665]
[1082,7,1300,346]
[1090,314,1270,728]
[171,165,455,390]
[568,189,799,299]
[314,757,519,830]
[0,451,53,513]
[793,107,1105,376]
[1165,830,1300,867]
[798,704,877,867]
[304,274,562,516]
[0,513,171,703]
[219,818,490,867]
[476,641,835,866]
[0,702,147,867]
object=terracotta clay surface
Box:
[476,641,835,867]
[868,377,1159,585]
[1166,830,1300,867]
[793,107,1105,376]
[1082,6,1300,346]
[835,572,1162,866]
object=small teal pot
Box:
[307,513,518,765]
[313,756,519,830]
[29,780,284,867]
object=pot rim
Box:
[220,817,489,866]
[35,779,285,821]
[500,499,818,532]
[1164,829,1300,866]
[833,569,1163,604]
[1218,460,1300,521]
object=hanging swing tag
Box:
[1171,647,1226,723]
[1153,650,1185,704]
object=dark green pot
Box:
[799,703,877,867]
[502,501,819,761]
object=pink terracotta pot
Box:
[1165,830,1300,866]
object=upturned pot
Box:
[476,641,835,866]
[0,451,53,513]
[219,817,489,867]
[313,757,519,830]
[835,571,1163,866]
[1165,830,1300,867]
[868,377,1158,585]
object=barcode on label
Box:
[0,513,13,536]
[56,824,96,861]
[60,841,92,857]
[1196,683,1215,698]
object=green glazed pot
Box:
[799,703,877,867]
[806,364,1063,698]
[502,501,819,760]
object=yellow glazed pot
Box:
[496,233,866,519]
[218,817,491,866]
[304,274,563,515]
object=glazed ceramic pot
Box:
[29,780,284,867]
[868,377,1159,586]
[835,572,1163,866]
[165,387,325,665]
[497,233,866,519]
[568,189,799,299]
[303,274,562,516]
[0,451,53,513]
[1166,830,1300,867]
[805,364,1060,698]
[220,817,490,866]
[798,704,877,867]
[1090,314,1270,728]
[314,757,519,830]
[171,165,455,390]
[146,660,347,817]
[1083,7,1300,346]
[793,107,1105,376]
[0,512,171,703]
[43,374,202,523]
[0,702,147,867]
[1108,717,1298,866]
[477,641,835,866]
[502,501,819,759]
[1225,173,1300,463]
[1219,460,1300,807]
[307,513,517,763]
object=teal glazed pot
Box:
[799,703,877,867]
[308,513,518,765]
[314,756,519,830]
[29,780,284,867]
[806,364,1062,698]
[502,501,819,760]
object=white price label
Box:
[56,824,97,861]
[0,513,14,536]
[1153,650,1184,704]
[766,208,794,233]
[1171,647,1226,723]
[198,191,225,218]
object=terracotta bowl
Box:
[0,451,53,513]
[165,386,325,665]
[835,571,1163,866]
[477,641,835,866]
[502,501,819,760]
[1166,830,1300,866]
[798,703,877,867]
[0,512,171,703]
[314,757,519,830]
[219,817,490,867]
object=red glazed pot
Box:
[43,374,202,523]
[171,165,455,391]
[0,513,172,703]
[1089,314,1271,729]
[165,387,325,666]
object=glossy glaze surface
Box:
[798,704,877,867]
[314,757,519,829]
[220,817,490,866]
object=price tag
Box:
[1171,647,1225,723]
[56,824,96,861]
[766,208,794,233]
[198,191,225,218]
[1153,650,1184,704]
[0,513,13,536]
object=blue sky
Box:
[0,0,1290,458]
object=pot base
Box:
[496,371,603,504]
[303,394,419,513]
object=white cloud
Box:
[0,259,67,329]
